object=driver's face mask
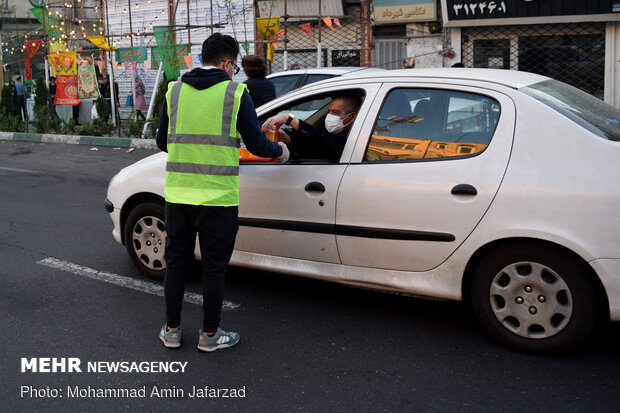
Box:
[325,112,353,134]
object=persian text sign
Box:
[115,47,148,63]
[55,75,80,106]
[150,45,190,70]
[153,26,180,80]
[375,0,436,24]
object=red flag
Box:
[54,75,80,105]
[300,23,311,39]
[24,40,42,80]
[279,29,285,39]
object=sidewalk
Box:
[0,131,159,150]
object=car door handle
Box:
[305,182,325,192]
[451,184,477,196]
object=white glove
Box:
[278,141,290,163]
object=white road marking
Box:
[0,166,39,174]
[36,257,240,310]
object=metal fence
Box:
[266,5,362,73]
[461,23,606,98]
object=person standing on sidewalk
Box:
[14,76,26,121]
[156,33,289,352]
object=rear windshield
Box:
[520,79,620,142]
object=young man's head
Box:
[16,76,22,82]
[201,33,240,77]
[241,55,267,78]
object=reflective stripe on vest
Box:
[164,80,245,206]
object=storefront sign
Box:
[375,0,437,24]
[442,0,620,26]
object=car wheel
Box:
[124,201,166,281]
[470,243,597,355]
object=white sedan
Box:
[105,68,620,354]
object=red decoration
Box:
[300,23,311,39]
[54,75,80,106]
[24,39,42,80]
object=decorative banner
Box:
[323,17,334,31]
[153,25,180,80]
[266,44,275,62]
[150,45,190,70]
[30,7,62,40]
[300,23,311,39]
[115,46,148,63]
[96,60,104,74]
[88,36,113,52]
[256,16,280,39]
[334,18,342,27]
[54,75,80,105]
[183,55,192,69]
[77,56,99,99]
[132,61,138,71]
[48,51,77,76]
[24,39,42,80]
[28,0,47,6]
[241,43,250,55]
[49,40,66,53]
[278,29,285,39]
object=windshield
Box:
[520,79,620,142]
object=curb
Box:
[0,131,159,151]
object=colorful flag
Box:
[24,39,42,80]
[115,46,148,63]
[334,18,342,27]
[49,40,66,53]
[153,25,180,80]
[88,36,113,52]
[256,16,281,40]
[77,56,99,99]
[54,75,80,105]
[48,52,77,76]
[241,43,250,55]
[30,7,62,41]
[323,17,334,31]
[150,45,190,70]
[183,55,192,69]
[300,23,311,39]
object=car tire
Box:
[124,201,166,281]
[470,243,598,355]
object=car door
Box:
[236,83,382,263]
[336,83,516,271]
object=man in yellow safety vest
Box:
[156,33,289,352]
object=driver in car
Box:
[262,95,362,161]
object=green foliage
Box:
[1,85,14,115]
[93,118,114,136]
[77,122,100,136]
[149,77,169,138]
[64,119,78,134]
[95,95,109,120]
[126,110,145,139]
[32,76,51,133]
[0,108,23,132]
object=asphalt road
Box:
[1,141,619,412]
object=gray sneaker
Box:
[197,328,240,352]
[159,325,181,348]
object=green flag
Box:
[242,43,250,55]
[30,7,62,40]
[153,26,180,80]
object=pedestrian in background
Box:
[241,55,276,108]
[134,72,147,121]
[14,76,26,121]
[403,57,415,69]
[49,76,59,119]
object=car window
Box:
[304,74,334,86]
[271,75,301,96]
[520,79,620,142]
[365,88,500,162]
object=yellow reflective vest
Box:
[164,79,247,206]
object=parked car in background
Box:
[106,68,620,355]
[266,67,384,98]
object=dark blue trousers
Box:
[164,202,238,332]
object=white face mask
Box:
[324,113,352,134]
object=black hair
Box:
[241,55,266,78]
[50,76,56,81]
[202,33,239,65]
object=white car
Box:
[267,67,384,98]
[105,68,620,354]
